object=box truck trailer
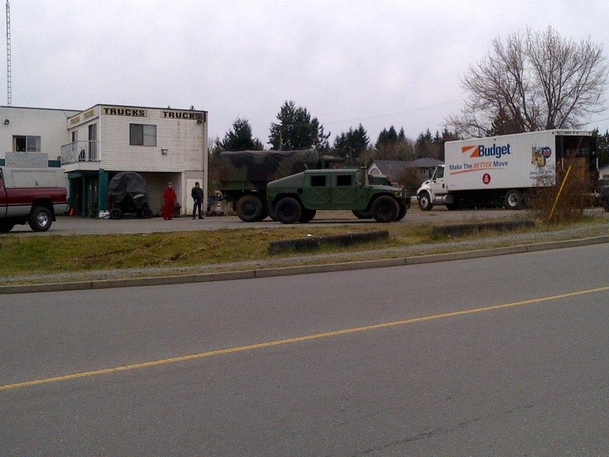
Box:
[416,130,598,210]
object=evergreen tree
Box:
[269,100,330,150]
[216,118,264,151]
[374,126,414,161]
[333,124,369,164]
[375,126,399,149]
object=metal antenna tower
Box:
[6,0,11,106]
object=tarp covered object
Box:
[108,172,149,209]
[218,149,320,191]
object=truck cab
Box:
[417,165,455,211]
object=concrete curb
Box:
[2,235,608,295]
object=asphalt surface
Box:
[3,244,609,455]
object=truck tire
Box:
[28,206,53,232]
[352,210,372,219]
[109,208,123,220]
[236,195,266,222]
[371,195,399,222]
[0,220,15,233]
[275,197,302,224]
[299,208,316,223]
[418,191,433,211]
[504,189,524,210]
[395,203,407,221]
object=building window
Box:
[13,135,41,152]
[129,124,157,146]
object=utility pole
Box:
[6,0,11,106]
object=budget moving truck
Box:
[416,130,598,210]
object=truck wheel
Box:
[352,210,372,219]
[236,195,266,222]
[505,189,524,210]
[109,208,123,220]
[371,196,399,222]
[275,197,302,224]
[299,208,316,223]
[418,192,433,211]
[0,220,15,233]
[28,207,53,232]
[395,203,407,221]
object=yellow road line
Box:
[2,285,608,392]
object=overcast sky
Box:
[4,0,609,147]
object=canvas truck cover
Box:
[218,149,320,191]
[443,130,594,191]
[108,172,149,208]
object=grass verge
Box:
[0,215,606,284]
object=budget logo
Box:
[462,143,511,159]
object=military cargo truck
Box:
[218,149,343,222]
[267,168,410,224]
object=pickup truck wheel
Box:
[236,195,266,222]
[299,208,316,223]
[0,220,15,233]
[418,191,433,211]
[28,207,53,232]
[275,197,302,224]
[352,210,372,219]
[371,195,399,222]
[505,189,524,210]
[109,208,123,220]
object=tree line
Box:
[210,26,609,184]
[211,100,455,165]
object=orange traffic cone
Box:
[68,207,75,216]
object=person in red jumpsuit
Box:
[162,181,177,220]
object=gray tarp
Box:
[108,172,149,209]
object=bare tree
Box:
[448,26,608,137]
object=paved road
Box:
[8,206,538,235]
[2,244,608,456]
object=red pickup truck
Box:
[0,167,68,233]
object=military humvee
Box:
[218,149,344,222]
[266,168,410,224]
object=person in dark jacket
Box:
[191,182,204,219]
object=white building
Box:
[1,104,208,216]
[0,106,78,168]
